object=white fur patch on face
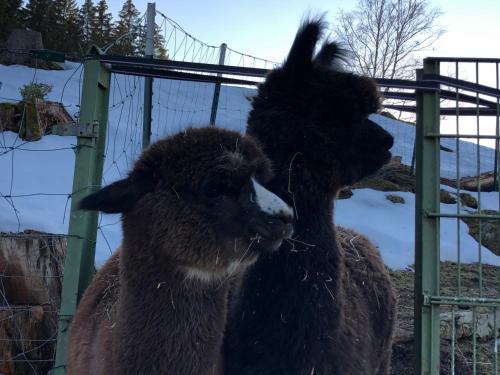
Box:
[251,178,294,218]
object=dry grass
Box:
[389,262,500,374]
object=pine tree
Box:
[22,0,54,45]
[22,0,82,53]
[64,0,84,53]
[137,23,167,59]
[0,0,23,41]
[80,0,97,48]
[49,0,82,53]
[111,0,141,56]
[94,0,112,48]
[154,25,167,59]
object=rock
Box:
[351,162,415,192]
[462,210,500,256]
[337,187,353,199]
[0,29,59,70]
[391,340,471,375]
[380,111,398,120]
[393,327,413,343]
[353,177,401,191]
[440,310,500,341]
[386,194,405,204]
[459,193,478,209]
[388,156,402,165]
[442,172,498,192]
[440,189,457,204]
[440,144,453,152]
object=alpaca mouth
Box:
[381,149,392,164]
[249,221,294,251]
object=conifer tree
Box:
[0,0,23,41]
[80,0,97,48]
[111,0,141,56]
[52,0,82,53]
[22,0,54,45]
[154,26,167,59]
[137,23,168,59]
[95,0,112,48]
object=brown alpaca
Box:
[67,127,294,375]
[224,20,396,375]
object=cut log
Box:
[0,231,66,375]
[0,103,20,132]
[34,99,73,135]
[0,100,73,140]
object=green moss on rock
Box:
[461,210,500,256]
[440,189,457,204]
[459,193,478,209]
[386,194,405,204]
[23,101,42,140]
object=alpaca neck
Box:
[114,237,228,374]
[269,164,337,226]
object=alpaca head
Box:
[247,19,394,191]
[79,127,293,274]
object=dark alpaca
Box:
[224,20,396,375]
[67,127,294,375]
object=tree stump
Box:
[0,100,73,140]
[0,231,66,375]
[0,103,20,132]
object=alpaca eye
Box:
[204,185,221,198]
[206,187,221,198]
[203,181,228,199]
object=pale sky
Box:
[87,0,500,63]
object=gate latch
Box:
[52,121,99,138]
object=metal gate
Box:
[415,57,500,374]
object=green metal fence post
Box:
[414,61,441,375]
[53,59,111,375]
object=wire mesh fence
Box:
[0,9,269,374]
[0,51,83,373]
[415,58,500,374]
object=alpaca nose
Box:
[379,128,394,150]
[251,178,294,220]
[365,119,394,150]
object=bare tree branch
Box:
[334,0,444,79]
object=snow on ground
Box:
[370,114,497,179]
[336,188,500,269]
[0,62,498,268]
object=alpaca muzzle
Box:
[249,215,294,251]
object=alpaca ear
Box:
[78,176,152,213]
[314,42,342,67]
[282,20,324,76]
